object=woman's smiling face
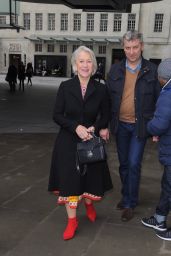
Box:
[76,51,93,79]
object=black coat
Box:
[48,76,113,197]
[107,58,161,138]
[7,64,17,82]
[18,64,26,80]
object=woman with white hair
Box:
[48,46,113,240]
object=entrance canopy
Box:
[25,35,121,43]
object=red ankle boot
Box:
[63,217,78,240]
[85,202,96,222]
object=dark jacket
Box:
[107,58,161,138]
[147,79,171,166]
[26,66,33,78]
[18,64,26,80]
[48,76,113,194]
[7,64,17,82]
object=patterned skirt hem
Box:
[52,191,102,209]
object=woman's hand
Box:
[76,125,95,141]
[87,126,95,134]
[86,126,95,140]
[76,125,90,141]
[99,128,109,141]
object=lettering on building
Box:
[9,43,21,52]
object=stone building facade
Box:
[0,0,171,77]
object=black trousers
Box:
[9,81,16,92]
[156,166,171,216]
[19,79,25,91]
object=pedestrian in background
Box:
[141,58,171,241]
[48,46,113,240]
[93,62,105,82]
[6,62,17,93]
[18,61,26,91]
[106,30,160,221]
[26,62,33,86]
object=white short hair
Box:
[71,46,97,75]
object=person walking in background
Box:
[106,30,160,221]
[6,62,17,93]
[93,62,105,82]
[141,59,171,241]
[26,62,33,86]
[18,61,26,91]
[48,46,113,240]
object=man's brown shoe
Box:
[116,200,124,210]
[121,208,134,222]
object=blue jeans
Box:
[156,166,171,217]
[115,121,147,208]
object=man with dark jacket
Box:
[106,30,160,221]
[141,58,171,241]
[18,62,26,91]
[6,63,17,93]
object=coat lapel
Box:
[84,78,96,101]
[69,76,83,104]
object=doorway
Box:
[112,49,125,64]
[9,54,21,69]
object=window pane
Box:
[35,43,42,52]
[48,13,55,30]
[60,44,67,53]
[113,13,122,32]
[127,13,136,31]
[35,13,43,30]
[61,13,68,31]
[73,13,81,31]
[86,13,94,31]
[100,13,108,32]
[11,15,18,25]
[73,45,80,52]
[23,13,30,30]
[0,16,6,25]
[47,44,54,52]
[99,45,106,54]
[154,13,164,32]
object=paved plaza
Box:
[0,75,171,256]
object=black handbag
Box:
[76,133,106,175]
